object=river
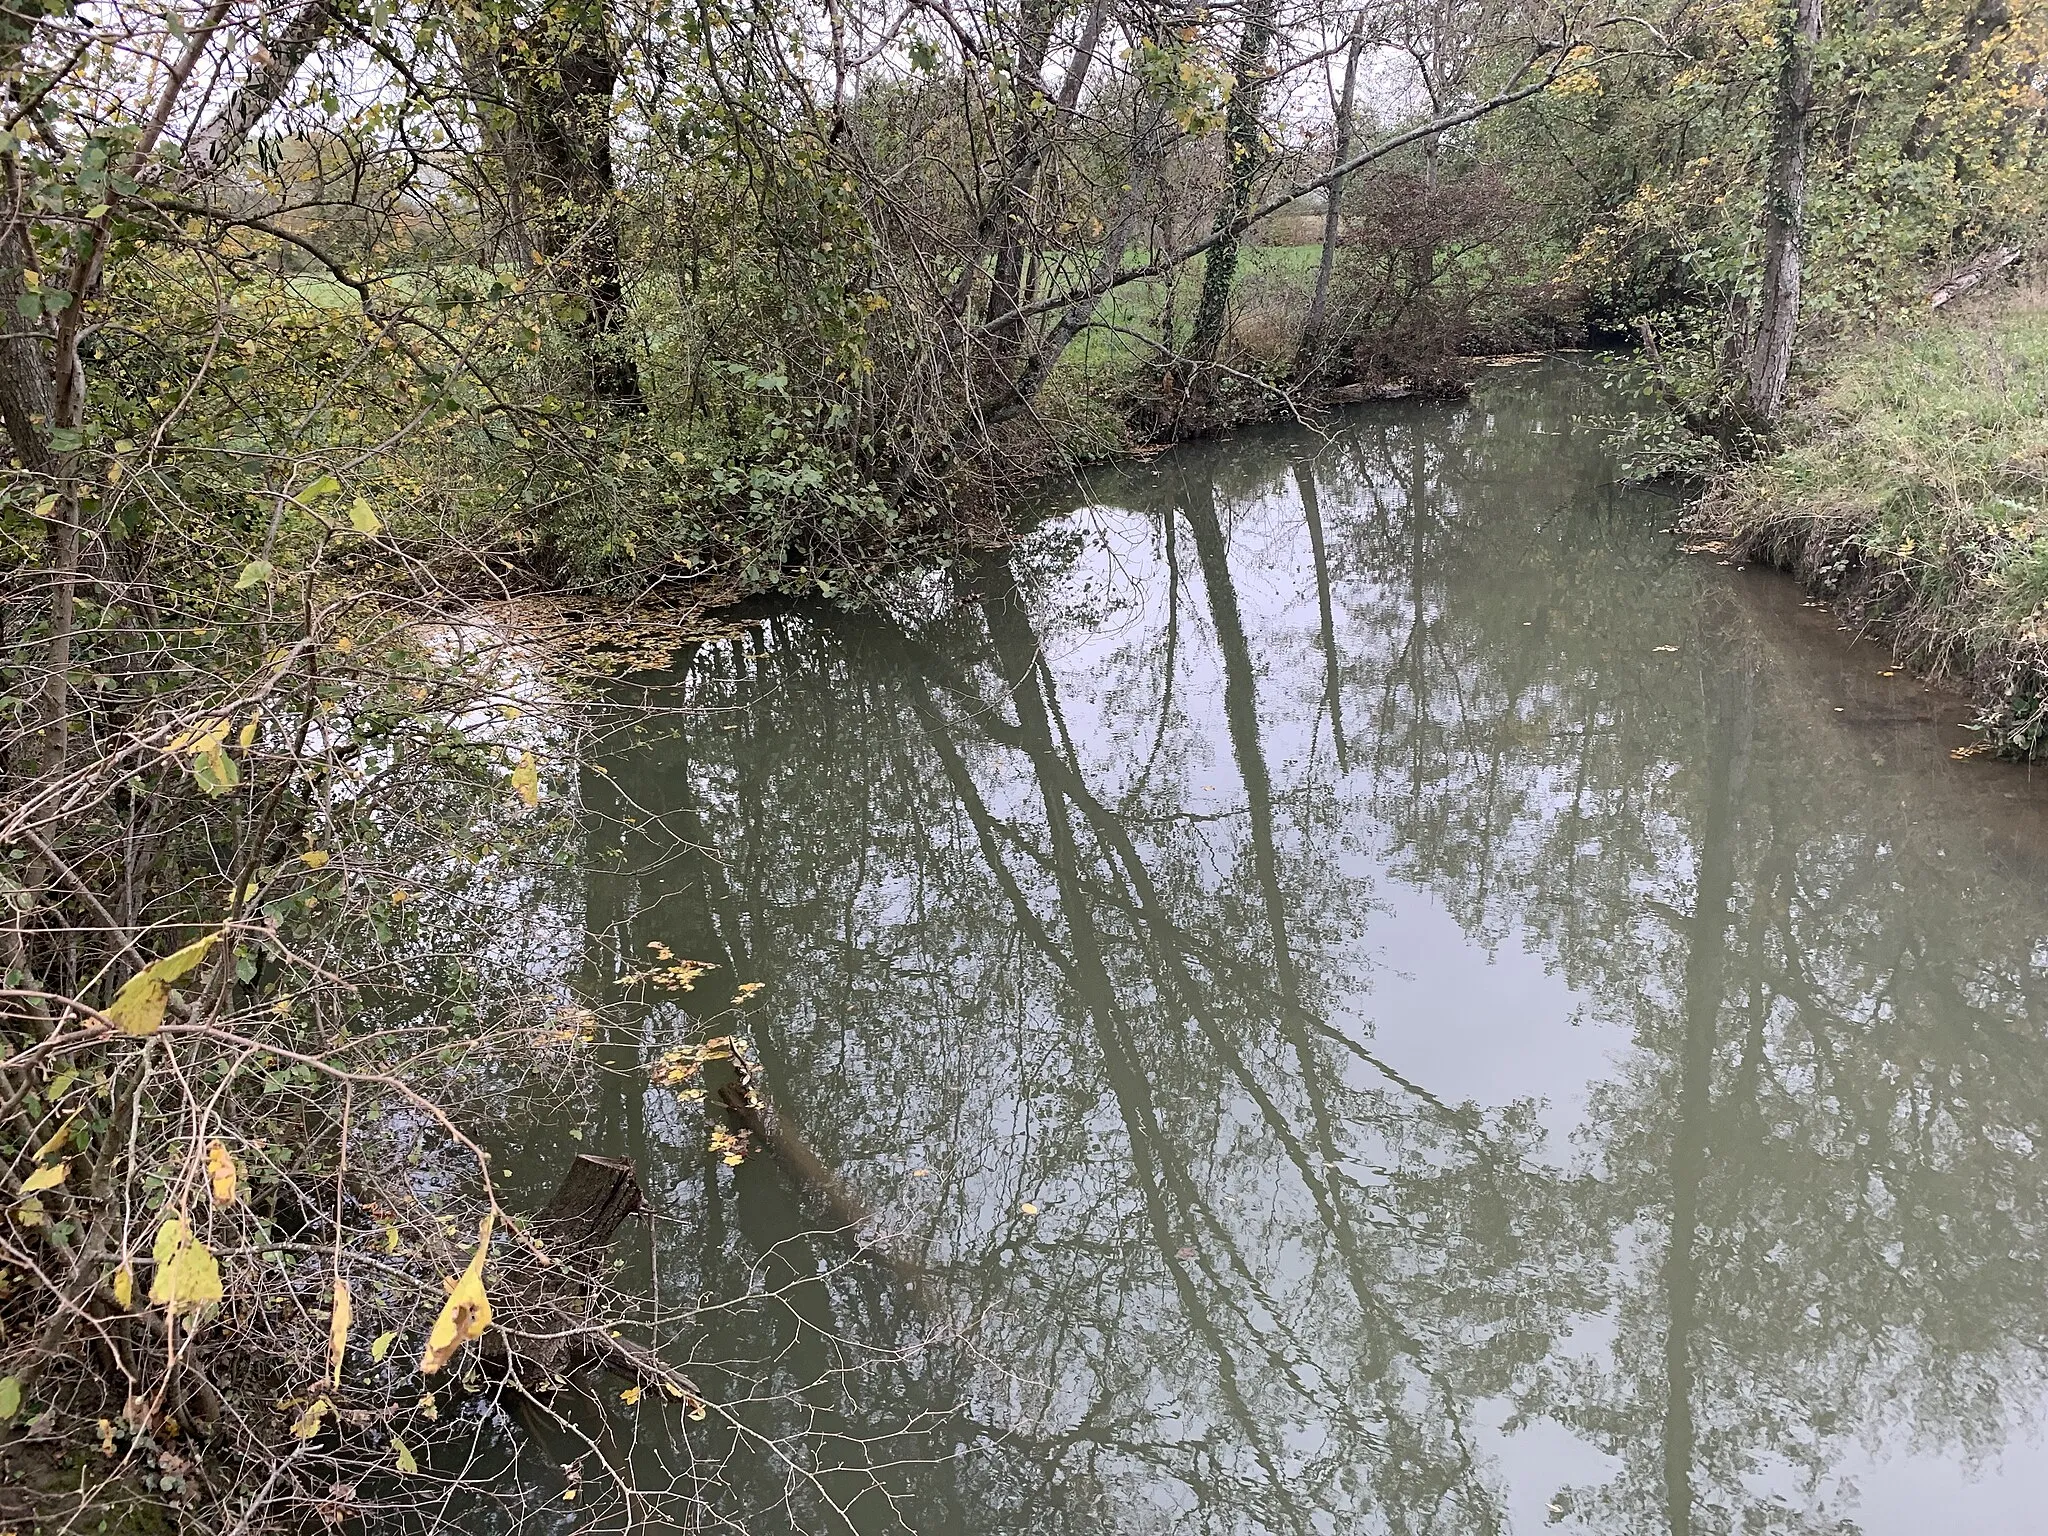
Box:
[495,358,2048,1534]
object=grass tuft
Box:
[1702,289,2048,752]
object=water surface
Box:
[535,360,2048,1534]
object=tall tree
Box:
[1735,0,1822,427]
[1183,0,1280,372]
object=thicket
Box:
[0,0,2040,1522]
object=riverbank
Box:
[1690,289,2048,755]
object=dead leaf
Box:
[329,1277,352,1387]
[19,1161,67,1196]
[107,934,219,1037]
[417,1215,493,1375]
[510,751,540,810]
[391,1435,417,1475]
[206,1141,237,1205]
[149,1216,223,1316]
[291,1398,330,1440]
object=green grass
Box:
[1708,295,2048,748]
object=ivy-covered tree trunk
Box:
[1739,0,1822,428]
[499,0,641,409]
[1184,0,1279,371]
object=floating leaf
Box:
[1019,1201,1038,1216]
[19,1161,67,1196]
[418,1214,492,1375]
[416,1391,437,1421]
[392,1435,418,1475]
[290,1397,330,1440]
[107,934,218,1037]
[510,751,540,810]
[370,1329,397,1364]
[206,1141,236,1205]
[329,1277,352,1387]
[619,1386,641,1405]
[149,1216,223,1316]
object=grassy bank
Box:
[1693,290,2048,754]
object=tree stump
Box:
[538,1153,642,1255]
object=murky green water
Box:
[531,360,2048,1533]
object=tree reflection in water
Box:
[555,362,2048,1536]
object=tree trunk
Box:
[498,0,640,408]
[1296,17,1365,381]
[176,0,338,188]
[1738,0,1821,428]
[1184,0,1280,372]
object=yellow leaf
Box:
[291,1397,330,1440]
[35,1113,79,1162]
[1019,1201,1038,1216]
[392,1435,418,1475]
[348,497,383,536]
[370,1329,397,1363]
[149,1216,224,1316]
[206,1141,237,1206]
[383,1220,400,1253]
[19,1161,67,1196]
[111,1265,134,1310]
[329,1277,352,1387]
[510,751,540,810]
[300,849,330,869]
[106,934,219,1037]
[417,1214,493,1375]
[619,1386,642,1404]
[416,1392,438,1421]
[237,713,260,750]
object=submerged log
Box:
[715,1064,931,1296]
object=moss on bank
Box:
[1694,291,2048,754]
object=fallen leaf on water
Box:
[392,1435,418,1475]
[291,1398,330,1440]
[1019,1202,1039,1216]
[620,1387,642,1405]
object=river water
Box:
[520,359,2048,1534]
